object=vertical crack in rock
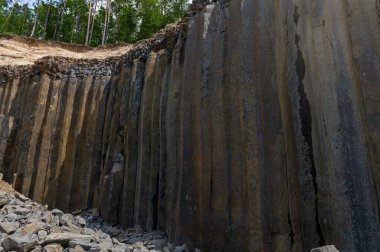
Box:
[288,212,295,248]
[294,5,325,246]
[153,170,160,229]
[377,0,380,28]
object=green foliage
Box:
[0,0,189,46]
[1,1,33,36]
[108,0,137,44]
[133,0,187,42]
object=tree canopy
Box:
[0,0,189,46]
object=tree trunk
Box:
[106,0,111,42]
[42,0,52,39]
[101,0,110,45]
[88,0,99,45]
[30,0,40,38]
[21,4,28,35]
[85,0,93,45]
[53,0,66,40]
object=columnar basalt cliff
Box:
[1,0,380,251]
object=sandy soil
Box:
[0,36,133,66]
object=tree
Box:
[1,0,15,32]
[88,0,99,44]
[30,0,40,37]
[53,0,67,40]
[42,0,52,39]
[101,0,110,45]
[111,0,136,43]
[85,0,92,45]
[0,0,189,46]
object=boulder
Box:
[30,246,43,252]
[2,233,38,251]
[51,209,64,217]
[75,216,86,227]
[43,243,64,252]
[38,230,48,240]
[173,244,189,252]
[311,245,340,252]
[71,245,86,252]
[0,198,9,207]
[145,239,167,250]
[68,241,99,251]
[18,222,45,236]
[59,214,77,229]
[43,233,91,246]
[15,193,29,202]
[13,207,31,215]
[0,221,19,234]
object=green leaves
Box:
[0,0,189,46]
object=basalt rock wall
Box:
[1,0,380,251]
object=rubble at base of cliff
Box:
[0,179,192,252]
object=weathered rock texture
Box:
[1,0,380,251]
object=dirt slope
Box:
[0,35,133,66]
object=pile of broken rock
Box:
[0,187,190,252]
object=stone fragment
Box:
[89,249,110,252]
[81,228,95,235]
[2,233,38,251]
[75,216,86,227]
[3,213,18,222]
[86,209,99,217]
[68,240,100,251]
[59,214,77,228]
[38,230,48,240]
[0,198,8,207]
[13,207,31,215]
[72,245,86,252]
[173,244,188,252]
[42,213,59,226]
[311,245,340,252]
[0,221,19,234]
[43,233,91,246]
[15,193,29,202]
[30,246,43,252]
[18,222,44,236]
[51,209,64,217]
[43,243,64,252]
[146,239,166,250]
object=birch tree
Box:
[42,0,52,39]
[30,0,40,37]
[101,0,110,45]
[85,0,92,45]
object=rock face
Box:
[1,0,380,251]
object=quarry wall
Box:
[1,0,380,251]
